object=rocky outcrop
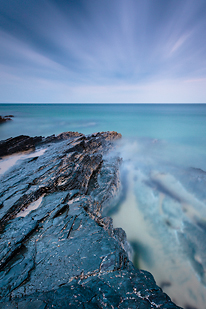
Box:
[0,135,43,157]
[0,131,181,308]
[0,115,13,124]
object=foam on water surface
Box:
[110,137,206,309]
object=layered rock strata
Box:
[0,131,181,308]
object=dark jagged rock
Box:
[0,131,87,157]
[0,135,42,157]
[0,131,181,308]
[0,115,13,124]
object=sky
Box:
[0,0,206,103]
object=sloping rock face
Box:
[0,132,181,309]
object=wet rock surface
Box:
[0,131,181,308]
[0,131,84,157]
[0,135,42,157]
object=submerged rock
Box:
[0,115,13,124]
[0,131,181,308]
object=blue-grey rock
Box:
[0,131,181,308]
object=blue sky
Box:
[0,0,206,103]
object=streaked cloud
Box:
[169,32,192,55]
[0,0,206,102]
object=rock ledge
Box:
[0,131,181,308]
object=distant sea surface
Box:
[1,103,206,308]
[1,104,206,147]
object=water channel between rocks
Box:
[109,139,206,309]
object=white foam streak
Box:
[110,137,206,308]
[151,171,206,219]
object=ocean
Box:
[1,103,206,308]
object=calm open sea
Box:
[1,103,206,308]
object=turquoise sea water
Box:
[1,103,206,308]
[0,103,206,143]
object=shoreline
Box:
[0,131,181,308]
